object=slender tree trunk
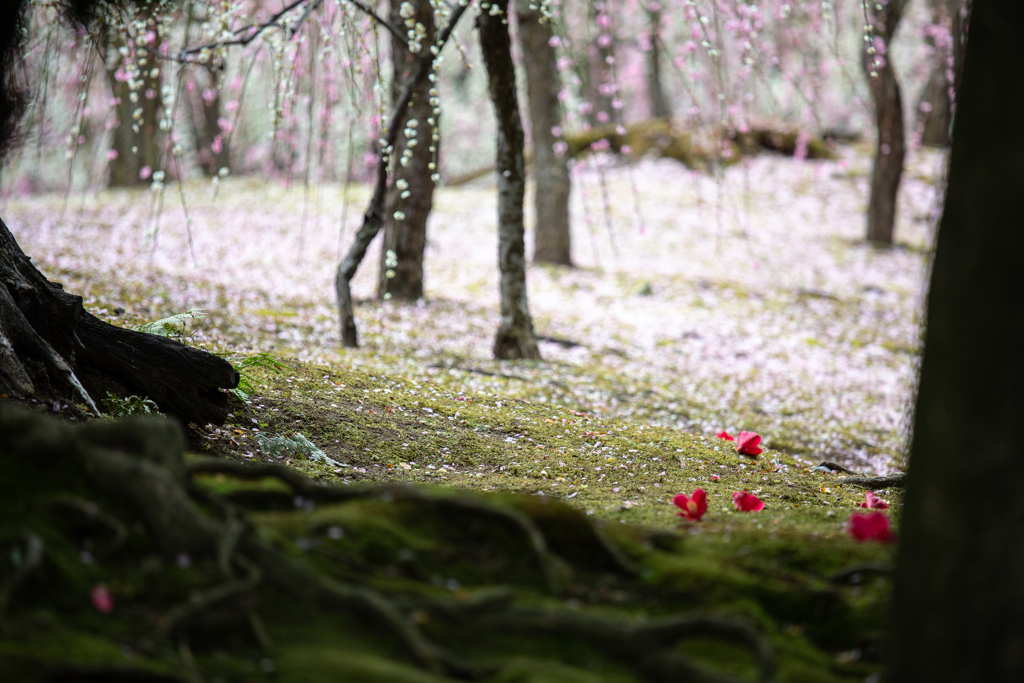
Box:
[102,21,163,188]
[515,3,572,267]
[187,64,230,177]
[862,0,908,245]
[916,0,954,147]
[478,0,540,361]
[645,4,672,120]
[378,0,435,302]
[889,2,1024,679]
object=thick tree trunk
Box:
[645,5,672,120]
[862,0,907,245]
[378,0,436,302]
[0,217,238,425]
[102,22,163,188]
[889,1,1024,679]
[515,4,572,267]
[187,64,230,177]
[478,1,540,361]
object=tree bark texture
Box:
[335,4,471,347]
[478,1,540,361]
[915,0,954,147]
[102,21,163,188]
[862,0,908,245]
[889,2,1024,680]
[378,0,436,302]
[515,4,572,267]
[645,5,672,120]
[0,217,238,425]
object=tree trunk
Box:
[478,1,541,361]
[915,0,954,147]
[515,3,572,267]
[888,1,1024,679]
[645,5,672,120]
[378,0,436,302]
[187,64,230,177]
[101,20,163,188]
[862,0,908,245]
[0,218,238,425]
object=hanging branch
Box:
[334,2,472,348]
[173,0,408,64]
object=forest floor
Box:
[0,144,941,681]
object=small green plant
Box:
[255,432,340,466]
[224,352,290,401]
[131,308,206,340]
[101,392,160,418]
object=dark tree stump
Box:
[0,217,238,425]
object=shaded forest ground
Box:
[0,145,933,680]
[2,145,941,473]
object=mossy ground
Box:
[1,351,897,682]
[198,355,901,539]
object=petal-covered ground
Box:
[0,145,940,473]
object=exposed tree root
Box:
[838,473,906,489]
[816,460,907,489]
[1,404,898,682]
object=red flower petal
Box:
[673,489,708,521]
[736,431,763,456]
[859,492,889,509]
[91,584,114,614]
[716,430,735,441]
[847,512,894,543]
[732,490,765,512]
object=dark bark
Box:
[378,0,435,302]
[862,0,908,245]
[101,19,163,188]
[645,5,672,120]
[915,0,954,147]
[186,64,230,177]
[889,2,1024,680]
[478,0,540,361]
[515,4,572,267]
[0,218,238,424]
[335,4,471,347]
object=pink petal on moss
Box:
[673,489,708,521]
[848,512,894,543]
[716,430,735,441]
[732,491,765,512]
[736,431,763,456]
[860,492,889,509]
[91,585,114,614]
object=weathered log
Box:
[0,217,238,425]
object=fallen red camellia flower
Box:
[91,584,114,614]
[860,492,889,510]
[673,489,708,521]
[716,430,735,441]
[847,512,894,543]
[732,490,765,512]
[736,431,763,456]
